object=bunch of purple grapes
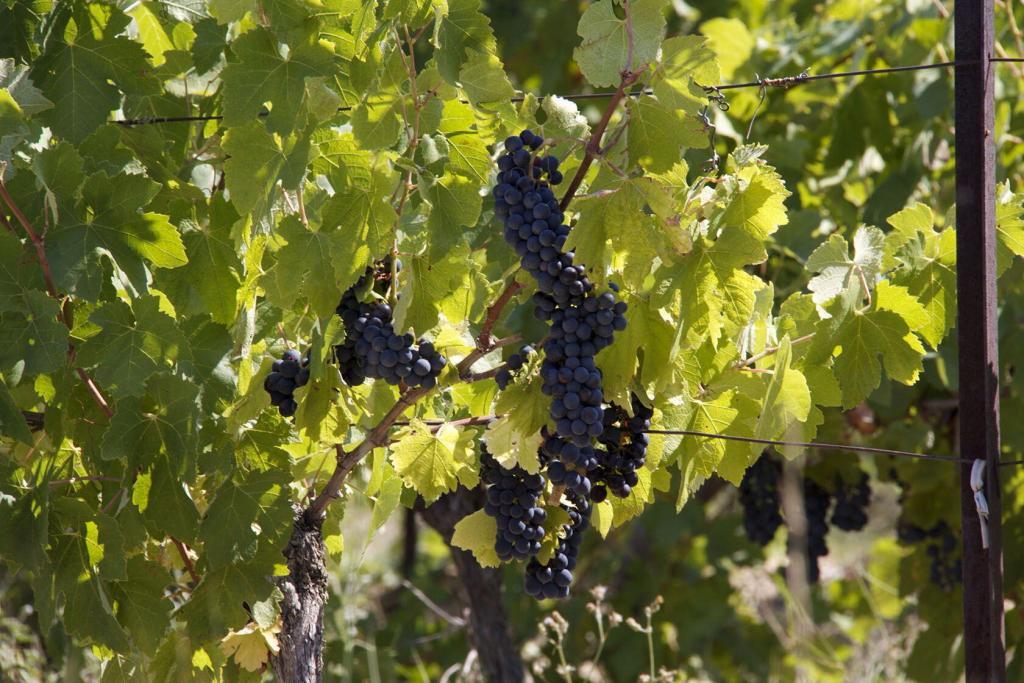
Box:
[334,258,446,389]
[264,349,309,417]
[738,452,783,546]
[490,130,634,599]
[480,446,547,561]
[524,491,590,600]
[591,396,652,501]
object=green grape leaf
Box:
[0,59,52,154]
[0,290,69,375]
[565,178,666,288]
[486,372,548,472]
[626,98,707,172]
[885,204,956,348]
[0,374,33,444]
[318,166,396,287]
[351,91,403,150]
[673,241,766,343]
[368,463,404,543]
[30,141,84,222]
[438,100,493,184]
[699,18,753,80]
[200,469,294,570]
[207,0,253,24]
[221,122,293,215]
[0,59,52,118]
[390,422,462,502]
[751,336,811,457]
[0,232,44,313]
[534,505,572,565]
[597,295,675,405]
[451,508,501,568]
[109,557,174,655]
[810,282,927,408]
[222,28,334,134]
[608,465,655,527]
[46,172,186,296]
[78,297,186,399]
[267,216,349,318]
[393,245,484,333]
[650,36,720,114]
[177,199,243,325]
[996,193,1024,275]
[806,226,885,306]
[36,8,158,142]
[294,365,350,443]
[717,162,790,260]
[178,561,275,643]
[0,486,48,571]
[144,454,200,542]
[128,3,175,66]
[458,49,515,105]
[423,172,483,258]
[574,0,668,87]
[660,387,759,505]
[100,374,200,467]
[49,525,130,652]
[434,0,497,83]
[591,500,614,538]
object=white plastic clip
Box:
[970,459,990,550]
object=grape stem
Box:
[548,484,566,507]
[558,68,646,211]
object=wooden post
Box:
[954,0,1005,680]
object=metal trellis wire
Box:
[110,57,1024,127]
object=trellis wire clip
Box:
[971,459,990,550]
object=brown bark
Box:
[273,510,329,683]
[420,488,525,683]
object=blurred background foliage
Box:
[3,0,1024,680]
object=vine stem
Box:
[171,537,201,585]
[309,280,524,518]
[47,476,121,486]
[470,280,523,352]
[309,387,427,518]
[735,333,815,369]
[0,177,115,419]
[0,176,59,300]
[558,35,646,214]
[74,368,114,417]
[458,334,522,380]
[394,415,501,430]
